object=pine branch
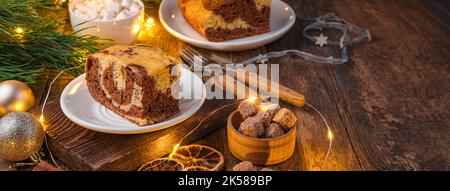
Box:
[0,0,110,85]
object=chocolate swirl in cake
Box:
[179,0,271,42]
[85,45,180,126]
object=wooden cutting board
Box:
[36,76,237,170]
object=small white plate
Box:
[60,68,206,134]
[159,0,296,51]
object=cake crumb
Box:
[273,108,297,131]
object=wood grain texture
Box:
[1,0,449,171]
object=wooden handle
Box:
[234,68,306,107]
[213,68,306,107]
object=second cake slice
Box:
[179,0,271,42]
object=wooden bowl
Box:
[227,110,296,165]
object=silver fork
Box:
[179,46,233,71]
[178,46,306,107]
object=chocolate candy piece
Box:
[238,101,259,119]
[265,123,285,138]
[273,108,297,131]
[239,117,265,138]
[232,161,257,171]
[253,112,272,127]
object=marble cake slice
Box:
[85,45,180,126]
[179,0,271,42]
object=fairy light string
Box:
[305,103,333,168]
[39,64,84,169]
[35,13,370,170]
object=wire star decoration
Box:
[315,33,328,47]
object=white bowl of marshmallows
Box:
[69,0,145,44]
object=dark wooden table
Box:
[1,0,449,171]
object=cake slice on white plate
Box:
[179,0,271,42]
[85,45,180,126]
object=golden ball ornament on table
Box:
[0,80,36,116]
[0,112,44,161]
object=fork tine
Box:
[186,45,233,65]
[185,45,202,56]
[179,49,194,67]
[179,46,208,68]
[184,46,208,63]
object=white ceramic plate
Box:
[159,0,296,51]
[60,68,206,134]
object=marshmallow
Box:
[121,0,133,8]
[106,1,121,13]
[86,1,98,9]
[74,10,87,20]
[71,0,143,21]
[129,2,141,13]
[101,10,116,21]
[87,9,99,19]
[76,5,90,15]
[116,9,131,20]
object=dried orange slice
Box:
[183,166,210,171]
[170,144,224,171]
[138,158,184,171]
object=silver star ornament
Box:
[315,34,328,47]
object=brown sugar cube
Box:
[253,112,272,127]
[233,161,257,171]
[273,108,297,131]
[265,123,285,138]
[239,117,265,138]
[238,101,259,119]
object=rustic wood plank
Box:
[40,73,237,170]
[286,0,449,170]
[2,0,449,171]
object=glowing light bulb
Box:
[173,144,180,152]
[245,97,257,103]
[171,14,175,19]
[169,143,180,158]
[39,114,44,124]
[327,130,333,140]
[15,27,23,34]
[285,7,289,11]
[260,106,268,112]
[146,18,155,26]
[14,102,24,111]
[133,24,141,34]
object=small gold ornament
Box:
[0,112,44,161]
[0,80,36,116]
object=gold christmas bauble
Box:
[0,112,44,161]
[0,80,35,116]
